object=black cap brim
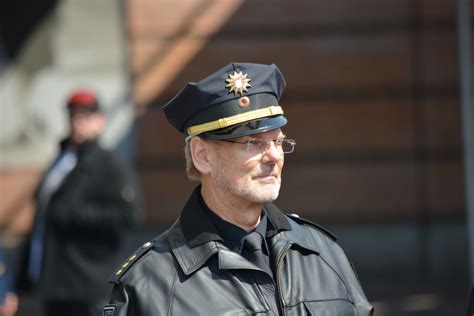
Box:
[200,115,287,140]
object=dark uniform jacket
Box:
[106,186,373,315]
[20,140,139,301]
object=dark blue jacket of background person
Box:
[0,246,13,304]
[18,139,139,302]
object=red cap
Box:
[67,90,100,112]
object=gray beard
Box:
[214,165,281,204]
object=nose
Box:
[261,141,283,163]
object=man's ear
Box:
[190,137,213,174]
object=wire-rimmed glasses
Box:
[219,138,296,154]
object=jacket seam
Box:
[304,226,355,303]
[285,298,355,307]
[318,255,354,302]
[167,270,178,316]
[246,271,271,312]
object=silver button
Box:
[142,241,152,248]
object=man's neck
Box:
[200,183,263,232]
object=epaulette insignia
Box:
[109,241,154,284]
[286,213,337,241]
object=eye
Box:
[246,140,261,146]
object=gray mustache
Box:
[253,166,279,177]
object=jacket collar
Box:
[179,185,223,248]
[170,185,320,276]
[270,218,322,256]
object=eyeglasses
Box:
[218,138,296,154]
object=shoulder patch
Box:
[109,241,154,284]
[286,213,337,241]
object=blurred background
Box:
[1,0,472,315]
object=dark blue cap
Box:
[163,62,287,140]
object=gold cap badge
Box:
[226,71,251,96]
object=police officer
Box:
[105,63,373,315]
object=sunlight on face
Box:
[211,128,285,204]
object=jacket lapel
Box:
[169,221,219,276]
[217,247,264,272]
[170,221,268,275]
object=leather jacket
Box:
[106,186,373,315]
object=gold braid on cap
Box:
[186,106,283,138]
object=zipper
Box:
[275,243,291,315]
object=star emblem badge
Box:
[226,71,251,96]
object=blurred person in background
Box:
[0,245,18,316]
[18,90,139,316]
[104,63,373,315]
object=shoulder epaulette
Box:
[286,213,337,241]
[109,240,154,284]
